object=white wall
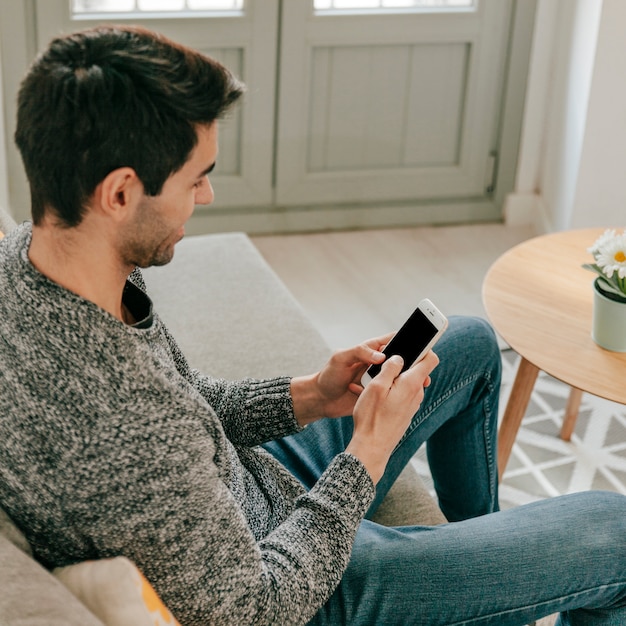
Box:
[571,0,626,227]
[507,0,603,232]
[510,0,626,233]
[0,1,33,222]
[540,0,602,231]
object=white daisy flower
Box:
[594,232,626,279]
[588,228,617,255]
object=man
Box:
[0,25,625,626]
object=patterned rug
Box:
[411,349,626,509]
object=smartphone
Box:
[361,298,448,386]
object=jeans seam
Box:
[396,369,498,510]
[482,370,498,511]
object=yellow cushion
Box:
[53,557,180,626]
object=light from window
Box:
[314,0,474,11]
[72,0,244,14]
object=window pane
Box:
[331,0,380,7]
[188,0,243,8]
[314,0,475,11]
[73,0,135,12]
[138,0,185,10]
[72,0,243,13]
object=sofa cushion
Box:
[0,535,104,626]
[142,232,447,527]
[142,232,331,380]
[54,558,180,626]
[370,464,446,526]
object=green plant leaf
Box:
[582,263,601,275]
[595,277,626,302]
[597,276,621,294]
[583,263,610,281]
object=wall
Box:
[0,1,34,222]
[539,0,602,231]
[510,0,626,233]
[570,0,626,227]
[506,0,603,233]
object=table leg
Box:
[498,357,539,480]
[559,387,583,441]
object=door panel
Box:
[308,42,468,172]
[275,0,513,208]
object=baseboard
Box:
[503,192,552,234]
[186,200,502,236]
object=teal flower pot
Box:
[592,278,626,352]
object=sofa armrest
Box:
[0,535,104,626]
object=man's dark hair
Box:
[14,25,244,227]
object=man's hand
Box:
[346,350,439,484]
[290,334,393,427]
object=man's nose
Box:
[195,178,214,205]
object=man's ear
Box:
[94,167,143,222]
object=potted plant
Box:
[583,229,626,351]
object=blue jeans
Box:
[263,317,626,625]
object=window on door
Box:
[313,0,474,12]
[72,0,473,14]
[72,0,244,15]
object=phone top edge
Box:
[417,299,448,325]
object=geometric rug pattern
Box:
[498,349,626,508]
[411,349,626,510]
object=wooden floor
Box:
[252,222,535,350]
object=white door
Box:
[276,0,512,212]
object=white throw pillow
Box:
[54,557,180,626]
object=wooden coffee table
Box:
[482,228,626,478]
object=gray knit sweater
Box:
[0,224,375,625]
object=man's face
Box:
[120,123,218,268]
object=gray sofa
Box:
[0,205,445,624]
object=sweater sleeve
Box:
[190,372,303,446]
[64,385,374,626]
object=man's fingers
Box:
[352,342,386,366]
[363,332,395,351]
[348,382,364,395]
[376,354,404,385]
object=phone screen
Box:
[366,308,438,379]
